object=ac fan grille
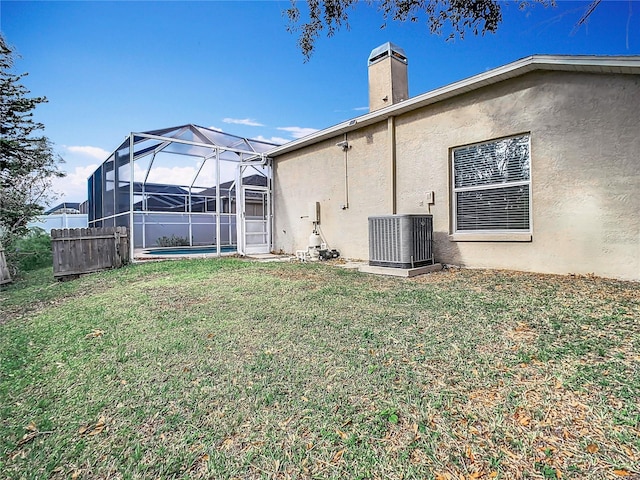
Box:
[368,215,433,268]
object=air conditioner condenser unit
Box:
[368,214,434,268]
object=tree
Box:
[0,34,64,265]
[285,0,607,60]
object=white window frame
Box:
[450,134,532,242]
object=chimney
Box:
[368,42,408,113]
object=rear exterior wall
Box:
[273,70,640,281]
[273,122,390,259]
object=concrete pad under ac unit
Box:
[359,263,443,278]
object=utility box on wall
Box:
[309,201,320,223]
[368,214,434,268]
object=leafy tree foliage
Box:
[286,0,586,60]
[7,227,53,272]
[0,34,64,250]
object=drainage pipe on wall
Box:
[388,116,397,214]
[342,133,350,210]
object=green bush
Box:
[156,235,190,247]
[8,228,53,272]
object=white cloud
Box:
[145,165,213,187]
[50,163,99,203]
[353,106,368,111]
[222,118,264,127]
[49,144,109,202]
[137,160,236,188]
[277,126,319,139]
[254,135,289,145]
[63,145,110,160]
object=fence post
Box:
[0,244,11,285]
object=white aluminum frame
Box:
[83,125,275,261]
[236,161,272,256]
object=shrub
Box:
[156,235,190,247]
[7,227,53,272]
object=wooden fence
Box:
[52,227,129,279]
[0,246,11,285]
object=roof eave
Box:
[267,54,640,157]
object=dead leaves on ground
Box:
[186,444,211,475]
[15,421,52,447]
[9,422,54,461]
[429,469,485,480]
[613,470,633,477]
[208,393,638,479]
[331,448,345,463]
[78,416,106,436]
[84,329,105,339]
[586,443,599,454]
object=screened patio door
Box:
[237,182,271,255]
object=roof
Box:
[267,54,640,158]
[127,183,190,211]
[44,202,82,215]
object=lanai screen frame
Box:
[87,124,276,260]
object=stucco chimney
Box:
[368,42,408,112]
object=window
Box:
[452,134,531,234]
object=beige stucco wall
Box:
[273,122,391,258]
[273,71,640,281]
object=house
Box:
[268,44,640,281]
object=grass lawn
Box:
[1,259,639,479]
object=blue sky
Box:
[2,0,639,204]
